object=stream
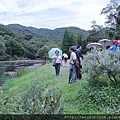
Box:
[0,60,43,87]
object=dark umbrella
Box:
[86,43,102,49]
[98,39,112,48]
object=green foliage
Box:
[24,34,33,40]
[0,80,64,114]
[101,0,120,39]
[0,63,8,87]
[15,67,29,78]
[62,28,77,56]
[0,36,6,60]
[5,39,25,58]
[22,38,44,59]
[101,0,120,28]
[0,24,15,37]
[76,32,83,45]
[36,46,49,60]
[88,86,120,113]
[1,62,120,114]
[7,24,89,43]
[83,50,120,86]
[77,82,120,114]
[0,23,90,60]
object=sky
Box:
[0,0,110,30]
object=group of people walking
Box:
[52,45,83,84]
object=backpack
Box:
[74,50,80,68]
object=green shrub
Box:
[83,50,120,86]
[77,83,120,114]
[0,80,64,114]
[88,86,120,114]
[15,67,29,77]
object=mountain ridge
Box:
[7,24,89,42]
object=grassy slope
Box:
[1,63,88,114]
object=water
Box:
[0,60,42,87]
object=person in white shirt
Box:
[52,50,62,76]
[69,46,77,83]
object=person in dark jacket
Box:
[75,45,83,80]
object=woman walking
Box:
[52,50,62,76]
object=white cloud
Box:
[0,0,110,30]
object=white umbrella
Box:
[62,53,68,58]
[86,42,102,49]
[98,39,113,48]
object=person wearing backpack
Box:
[75,45,83,80]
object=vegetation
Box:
[0,24,90,60]
[0,61,120,115]
[62,28,77,56]
[83,50,120,87]
[101,0,120,40]
[0,0,120,117]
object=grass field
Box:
[1,63,119,114]
[0,63,88,114]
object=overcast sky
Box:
[0,0,110,30]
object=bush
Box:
[77,82,120,114]
[15,67,29,77]
[88,86,120,114]
[0,80,64,114]
[83,50,120,86]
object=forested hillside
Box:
[0,24,89,60]
[0,22,115,61]
[7,24,89,42]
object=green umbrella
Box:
[48,48,62,58]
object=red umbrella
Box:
[113,40,118,43]
[117,40,120,44]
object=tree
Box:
[76,32,83,45]
[5,38,24,59]
[36,46,49,61]
[86,21,103,43]
[101,0,120,39]
[24,34,33,40]
[62,28,77,56]
[0,36,6,60]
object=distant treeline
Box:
[0,16,120,60]
[0,24,89,60]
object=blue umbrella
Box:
[48,48,62,58]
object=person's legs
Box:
[71,69,77,82]
[55,63,60,76]
[79,65,82,79]
[55,65,57,76]
[69,65,77,83]
[57,63,60,76]
[69,69,72,83]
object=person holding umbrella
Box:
[52,50,62,76]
